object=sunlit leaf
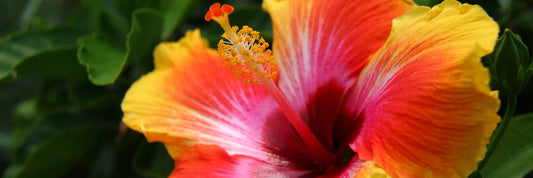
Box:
[481,113,533,178]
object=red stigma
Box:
[222,4,234,14]
[205,11,213,21]
[205,3,234,22]
[210,3,221,10]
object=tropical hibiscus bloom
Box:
[122,0,501,177]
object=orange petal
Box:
[121,30,279,161]
[345,0,500,177]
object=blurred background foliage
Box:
[0,0,531,177]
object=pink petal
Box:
[262,0,414,150]
[263,0,414,109]
[170,144,309,178]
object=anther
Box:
[205,3,277,84]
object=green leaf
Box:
[78,0,129,37]
[132,140,173,178]
[413,0,442,6]
[0,133,14,149]
[112,0,155,22]
[13,46,85,80]
[87,141,116,178]
[468,171,483,178]
[20,0,43,29]
[77,0,107,13]
[158,0,195,39]
[77,33,125,85]
[78,9,163,85]
[67,5,100,32]
[0,1,27,35]
[0,80,37,152]
[481,113,533,178]
[0,29,85,81]
[7,124,104,178]
[12,98,39,142]
[125,9,163,63]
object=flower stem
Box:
[477,95,517,171]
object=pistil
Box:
[259,74,336,170]
[205,3,335,170]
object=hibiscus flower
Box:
[121,0,501,177]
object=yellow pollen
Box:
[206,4,277,84]
[241,49,250,56]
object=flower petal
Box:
[262,0,414,109]
[344,0,500,177]
[318,157,391,178]
[169,144,304,178]
[121,30,278,162]
[262,0,414,150]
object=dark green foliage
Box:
[0,29,85,81]
[0,0,531,177]
[484,29,531,96]
[480,113,533,178]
